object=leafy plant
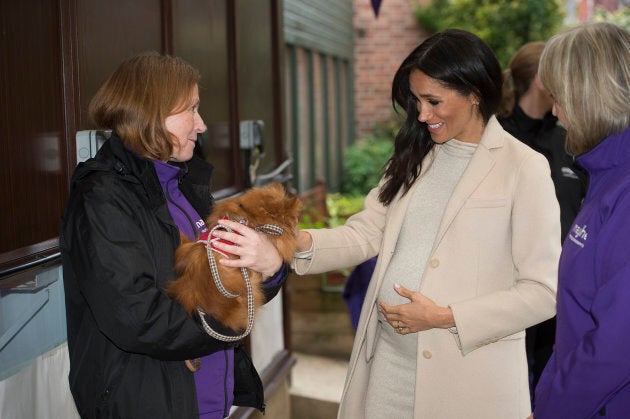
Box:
[594,6,630,30]
[414,0,565,68]
[300,117,398,229]
[298,194,365,229]
[326,193,365,228]
[298,213,327,230]
[340,119,397,196]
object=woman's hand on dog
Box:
[213,219,283,278]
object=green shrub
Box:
[326,193,366,228]
[299,118,398,230]
[414,0,565,68]
[340,119,397,196]
[594,7,630,30]
[298,213,327,230]
[298,194,365,229]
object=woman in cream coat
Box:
[291,30,560,418]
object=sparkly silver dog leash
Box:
[196,220,284,342]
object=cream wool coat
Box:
[293,117,560,419]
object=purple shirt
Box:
[154,160,233,418]
[153,160,208,240]
[154,160,286,417]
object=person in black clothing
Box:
[60,52,289,418]
[498,41,587,406]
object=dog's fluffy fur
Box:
[167,183,301,332]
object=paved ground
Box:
[288,272,355,359]
[290,352,348,402]
[287,272,356,418]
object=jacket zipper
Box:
[223,349,230,417]
[164,178,197,236]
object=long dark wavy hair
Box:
[378,29,503,206]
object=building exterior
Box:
[353,0,426,139]
[568,0,625,22]
[0,2,325,418]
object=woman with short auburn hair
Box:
[88,52,201,161]
[62,52,288,418]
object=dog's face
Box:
[207,183,302,261]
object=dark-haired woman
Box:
[289,29,560,418]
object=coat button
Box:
[422,350,432,359]
[429,258,439,268]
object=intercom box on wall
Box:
[75,130,111,164]
[239,120,264,152]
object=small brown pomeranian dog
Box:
[167,182,301,333]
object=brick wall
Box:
[353,0,427,139]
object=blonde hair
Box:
[539,22,630,155]
[499,42,546,117]
[88,52,201,161]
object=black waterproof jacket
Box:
[60,134,278,418]
[499,106,587,240]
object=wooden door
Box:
[0,0,284,275]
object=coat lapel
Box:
[432,145,494,249]
[433,117,503,250]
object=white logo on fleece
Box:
[561,167,579,179]
[568,224,588,248]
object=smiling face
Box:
[409,70,485,144]
[166,85,207,162]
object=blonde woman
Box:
[532,22,630,419]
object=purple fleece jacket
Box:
[534,125,630,418]
[154,160,284,418]
[154,160,234,418]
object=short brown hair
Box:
[88,52,201,161]
[539,22,630,155]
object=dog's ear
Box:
[268,182,284,195]
[266,182,301,214]
[286,193,302,216]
